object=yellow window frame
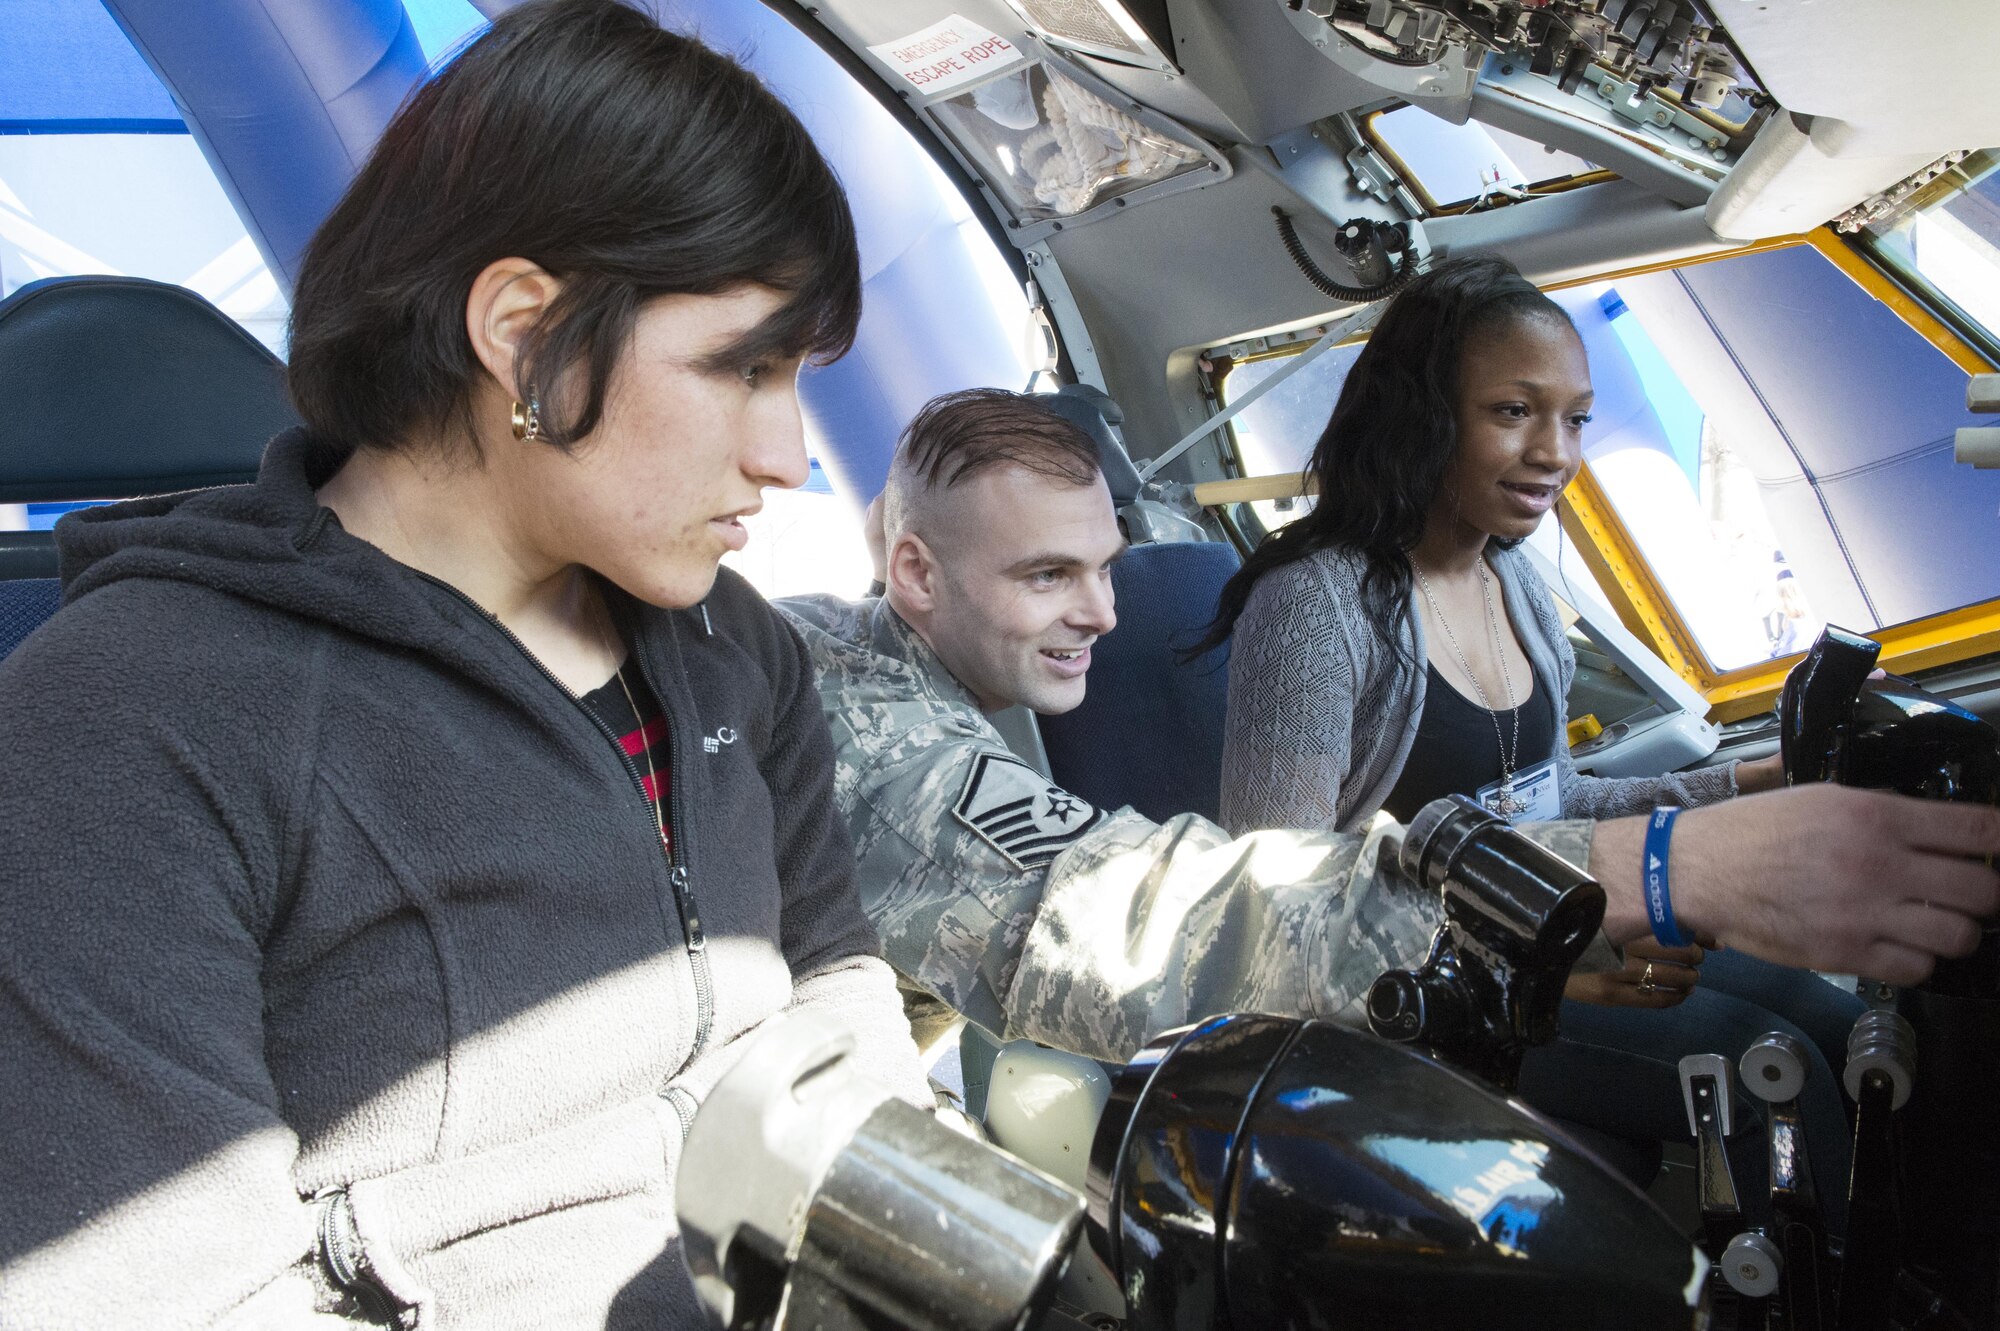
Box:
[1548,227,1999,722]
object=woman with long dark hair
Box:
[0,3,925,1324]
[1210,256,1782,831]
[1207,254,1858,1217]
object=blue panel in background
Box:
[402,0,488,64]
[1675,246,1974,483]
[101,0,434,290]
[1601,287,1703,488]
[1226,341,1366,477]
[0,0,183,130]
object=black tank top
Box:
[1382,663,1557,823]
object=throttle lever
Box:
[1742,1032,1821,1322]
[1679,1053,1743,1256]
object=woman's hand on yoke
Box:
[1589,783,2000,986]
[1565,937,1704,1008]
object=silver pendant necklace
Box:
[1415,558,1521,793]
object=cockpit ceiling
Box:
[799,0,2000,241]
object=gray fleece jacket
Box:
[1220,543,1737,835]
[0,429,924,1329]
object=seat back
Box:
[0,531,56,581]
[1039,540,1240,826]
[0,275,297,662]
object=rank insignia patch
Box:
[952,752,1103,870]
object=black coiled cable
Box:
[1273,207,1419,303]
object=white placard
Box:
[867,16,1026,98]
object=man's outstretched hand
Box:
[1591,784,2000,985]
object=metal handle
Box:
[1721,1230,1783,1299]
[1740,1030,1809,1104]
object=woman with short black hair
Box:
[0,3,926,1325]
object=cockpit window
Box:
[1366,105,1601,212]
[1216,341,1361,535]
[1564,243,2000,677]
[1546,276,1820,673]
[1860,149,2000,361]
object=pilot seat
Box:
[1035,384,1239,827]
[0,275,297,662]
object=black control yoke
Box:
[1778,626,2000,1327]
[1366,794,1605,1090]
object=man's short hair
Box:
[896,389,1102,492]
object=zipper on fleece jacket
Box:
[408,571,715,1067]
[633,610,712,1061]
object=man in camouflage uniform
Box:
[777,389,1596,1061]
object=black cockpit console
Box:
[1782,624,2000,809]
[1084,1012,1707,1331]
[1780,626,2000,1328]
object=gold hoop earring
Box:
[510,392,542,443]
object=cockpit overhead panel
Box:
[1289,0,1744,108]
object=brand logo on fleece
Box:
[703,726,738,755]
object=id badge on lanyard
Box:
[1475,756,1561,823]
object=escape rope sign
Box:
[867,16,1026,97]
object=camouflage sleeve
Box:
[1523,819,1622,975]
[845,714,1604,1063]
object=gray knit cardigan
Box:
[1219,543,1738,836]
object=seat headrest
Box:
[1042,383,1144,504]
[0,276,301,504]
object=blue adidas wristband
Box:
[1643,806,1694,949]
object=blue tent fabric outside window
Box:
[0,0,183,132]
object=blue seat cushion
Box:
[1040,541,1239,826]
[0,578,61,663]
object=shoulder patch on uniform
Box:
[952,752,1103,871]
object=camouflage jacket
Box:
[777,593,1604,1065]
